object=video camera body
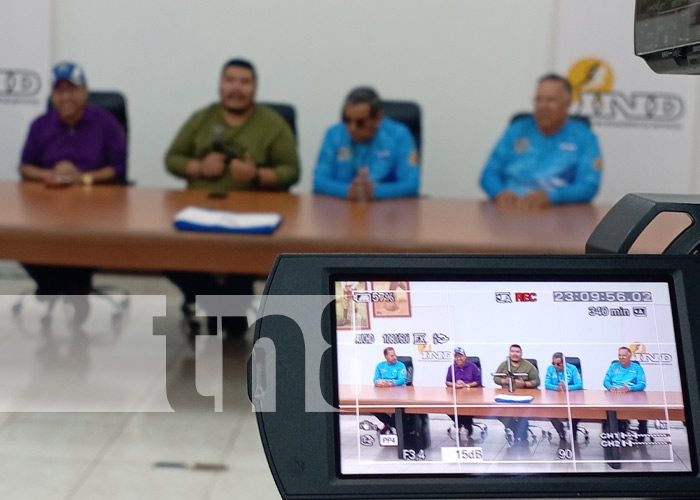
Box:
[250,244,700,499]
[635,0,700,75]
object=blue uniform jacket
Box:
[480,116,602,203]
[545,363,583,390]
[373,360,407,386]
[604,361,646,391]
[313,117,420,200]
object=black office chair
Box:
[510,112,591,128]
[395,355,431,452]
[260,101,297,139]
[397,355,415,385]
[382,100,422,154]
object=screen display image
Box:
[335,279,692,475]
[635,0,700,54]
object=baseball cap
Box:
[52,62,87,88]
[454,347,465,355]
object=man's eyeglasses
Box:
[342,116,368,128]
[552,361,563,367]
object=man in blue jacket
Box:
[604,346,646,392]
[314,87,420,201]
[604,346,648,436]
[373,347,407,434]
[545,352,583,442]
[480,74,602,210]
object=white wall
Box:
[49,0,700,201]
[51,0,557,197]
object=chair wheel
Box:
[505,428,514,446]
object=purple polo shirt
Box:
[446,361,481,386]
[20,105,127,182]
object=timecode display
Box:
[553,291,652,302]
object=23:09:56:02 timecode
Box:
[553,291,652,302]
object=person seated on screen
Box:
[493,344,540,446]
[313,87,420,202]
[545,352,583,442]
[480,73,602,210]
[18,61,127,301]
[372,347,407,434]
[445,347,481,442]
[603,346,648,437]
[164,58,299,338]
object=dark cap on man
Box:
[52,61,86,88]
[454,347,465,355]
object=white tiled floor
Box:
[0,264,279,500]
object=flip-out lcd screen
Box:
[335,279,692,475]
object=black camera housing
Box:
[250,253,700,500]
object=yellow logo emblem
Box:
[567,58,615,103]
[629,342,647,356]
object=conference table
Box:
[0,182,685,274]
[338,385,685,420]
[338,385,685,466]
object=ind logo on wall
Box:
[0,68,42,105]
[629,342,673,366]
[567,58,685,129]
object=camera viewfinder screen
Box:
[635,0,700,55]
[334,279,692,475]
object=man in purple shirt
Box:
[18,62,128,298]
[20,62,127,185]
[445,347,481,442]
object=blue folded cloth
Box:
[174,206,283,235]
[495,394,534,403]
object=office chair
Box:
[510,112,591,128]
[395,355,431,451]
[259,102,297,139]
[382,100,422,154]
[397,355,415,385]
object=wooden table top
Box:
[0,182,682,274]
[338,385,685,421]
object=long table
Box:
[338,385,685,421]
[0,182,687,274]
[0,182,611,274]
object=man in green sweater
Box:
[493,344,540,447]
[164,58,300,337]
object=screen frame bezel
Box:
[256,254,700,499]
